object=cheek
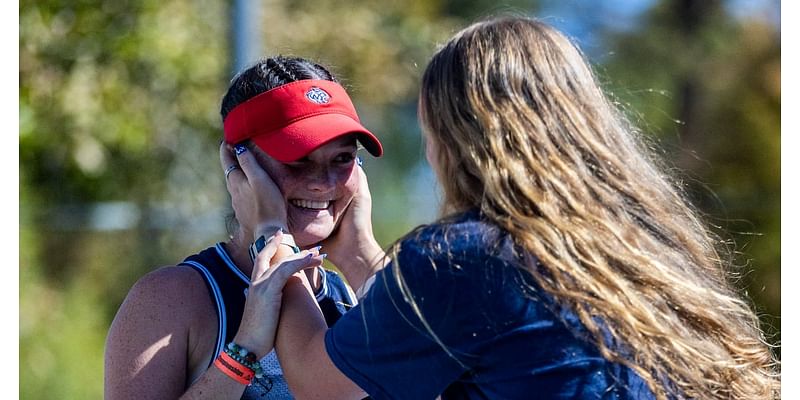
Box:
[272,170,300,194]
[336,167,358,206]
[258,157,293,194]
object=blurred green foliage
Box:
[20,0,779,398]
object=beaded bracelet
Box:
[224,342,264,380]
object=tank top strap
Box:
[178,244,249,368]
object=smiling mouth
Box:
[290,199,332,210]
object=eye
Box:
[284,156,311,169]
[333,152,356,164]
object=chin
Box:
[290,224,335,248]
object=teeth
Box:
[291,199,331,210]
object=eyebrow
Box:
[335,135,358,147]
[328,143,358,152]
[289,145,357,163]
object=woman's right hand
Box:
[220,142,288,238]
[233,230,325,358]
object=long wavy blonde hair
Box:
[415,15,779,399]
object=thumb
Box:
[354,165,372,203]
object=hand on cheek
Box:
[322,165,381,267]
[220,142,289,239]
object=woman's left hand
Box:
[321,165,386,292]
[220,142,288,238]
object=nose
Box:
[306,165,337,193]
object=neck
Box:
[226,230,254,278]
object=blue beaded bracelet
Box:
[225,342,264,379]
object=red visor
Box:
[223,79,383,162]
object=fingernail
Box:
[356,156,363,167]
[313,245,323,252]
[234,144,247,155]
[320,253,328,259]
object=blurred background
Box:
[19,0,780,398]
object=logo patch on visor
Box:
[305,87,331,104]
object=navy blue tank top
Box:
[180,243,357,399]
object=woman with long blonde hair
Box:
[225,15,779,399]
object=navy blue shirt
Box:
[325,210,655,399]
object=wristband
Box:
[214,351,254,385]
[281,241,301,254]
[248,235,268,263]
[248,233,300,263]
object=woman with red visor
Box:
[104,56,384,399]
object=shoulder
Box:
[396,209,513,270]
[111,265,212,334]
[105,265,213,398]
[384,211,497,294]
[402,209,486,246]
[388,210,540,308]
[127,265,208,305]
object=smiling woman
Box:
[248,135,361,247]
[104,56,383,400]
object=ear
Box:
[424,133,440,173]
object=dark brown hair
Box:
[221,56,337,120]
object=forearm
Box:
[107,363,245,400]
[231,241,297,356]
[275,277,327,370]
[274,278,348,399]
[331,237,387,294]
[179,367,247,400]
